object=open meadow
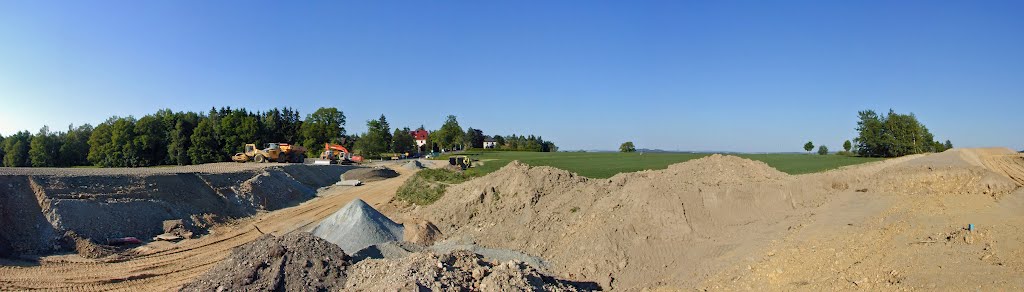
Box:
[443,150,886,178]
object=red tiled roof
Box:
[411,129,429,140]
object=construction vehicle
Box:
[232,143,307,163]
[319,143,363,164]
[449,155,472,170]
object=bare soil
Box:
[180,232,350,292]
[0,165,409,290]
[398,149,1024,290]
[3,149,1024,291]
[0,164,355,256]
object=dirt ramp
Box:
[412,155,822,289]
[181,232,350,292]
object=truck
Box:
[232,143,307,163]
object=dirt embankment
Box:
[406,149,1024,290]
[0,164,354,257]
[407,155,829,289]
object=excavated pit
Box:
[0,163,356,257]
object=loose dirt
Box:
[180,232,350,292]
[401,149,1024,290]
[4,148,1024,291]
[0,164,354,256]
[0,166,412,290]
[342,167,400,182]
[344,249,593,291]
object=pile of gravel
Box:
[311,199,404,253]
[180,232,350,292]
[402,160,425,170]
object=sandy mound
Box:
[403,219,442,246]
[311,199,404,254]
[344,249,593,291]
[180,232,350,292]
[342,167,399,182]
[410,155,824,289]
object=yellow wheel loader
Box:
[232,143,307,163]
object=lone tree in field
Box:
[818,145,829,155]
[804,141,814,154]
[619,141,636,153]
[843,140,852,152]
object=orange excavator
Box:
[319,143,362,164]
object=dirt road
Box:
[0,167,413,291]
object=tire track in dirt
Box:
[0,167,412,291]
[982,153,1024,186]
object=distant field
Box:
[439,151,885,178]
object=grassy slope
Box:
[443,151,885,179]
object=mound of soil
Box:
[343,167,400,182]
[403,219,441,246]
[180,232,350,292]
[344,249,593,291]
[311,199,404,253]
[410,155,827,289]
[402,160,426,170]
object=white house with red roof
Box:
[411,129,429,151]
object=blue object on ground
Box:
[968,224,975,231]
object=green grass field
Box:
[440,151,885,179]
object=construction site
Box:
[0,147,1021,290]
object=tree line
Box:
[1,107,344,167]
[348,114,557,159]
[1,109,556,167]
[803,109,953,158]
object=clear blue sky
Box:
[1,1,1021,152]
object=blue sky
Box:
[1,1,1021,151]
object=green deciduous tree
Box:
[4,131,32,167]
[434,115,464,151]
[843,140,852,152]
[620,141,636,152]
[300,107,346,157]
[392,127,416,154]
[168,112,199,165]
[0,134,5,164]
[354,115,392,158]
[818,145,829,155]
[464,128,484,149]
[804,141,814,153]
[854,109,951,157]
[29,126,60,167]
[135,115,168,166]
[944,140,953,150]
[189,118,221,164]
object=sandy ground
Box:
[3,152,1023,290]
[699,149,1024,291]
[0,166,414,291]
